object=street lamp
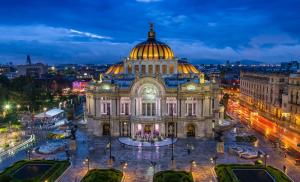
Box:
[43,107,47,122]
[107,108,114,165]
[4,104,10,110]
[17,104,21,111]
[83,157,90,171]
[170,105,175,168]
[190,160,196,173]
[120,161,128,172]
[210,155,218,167]
[260,153,269,167]
[3,104,10,118]
[27,149,31,160]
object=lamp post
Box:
[170,105,175,168]
[120,161,128,172]
[83,157,89,171]
[260,153,269,167]
[108,108,113,165]
[16,104,21,112]
[27,149,31,160]
[3,104,10,118]
[210,155,218,167]
[43,107,47,121]
[190,160,196,173]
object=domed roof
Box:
[129,23,174,60]
[105,60,200,75]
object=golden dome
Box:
[105,62,123,74]
[177,60,200,74]
[129,23,174,60]
[106,60,200,75]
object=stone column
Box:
[181,99,186,117]
[161,97,166,116]
[160,64,163,74]
[177,120,185,138]
[131,122,135,138]
[96,98,101,117]
[204,96,209,117]
[146,64,149,75]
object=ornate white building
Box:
[86,24,223,139]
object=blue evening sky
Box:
[0,0,300,64]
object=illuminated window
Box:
[101,97,111,115]
[128,64,132,74]
[155,65,160,74]
[149,65,153,74]
[142,103,156,116]
[142,65,146,74]
[141,84,158,116]
[169,64,174,74]
[120,97,130,115]
[186,97,196,116]
[135,65,139,74]
[162,65,167,74]
[166,97,177,116]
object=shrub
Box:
[154,170,193,182]
[215,164,292,182]
[235,135,257,143]
[81,169,123,182]
[0,160,70,182]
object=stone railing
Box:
[0,134,35,161]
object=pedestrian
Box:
[283,165,287,173]
[187,148,191,155]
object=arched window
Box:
[141,85,159,116]
[148,65,153,74]
[142,65,146,74]
[169,64,174,74]
[128,64,132,74]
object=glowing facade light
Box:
[4,104,10,110]
[155,124,159,130]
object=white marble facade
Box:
[85,24,223,139]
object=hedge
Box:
[153,170,193,182]
[235,135,257,143]
[0,160,70,182]
[81,168,123,182]
[215,164,292,182]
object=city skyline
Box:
[0,0,300,64]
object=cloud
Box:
[166,39,300,63]
[249,34,299,47]
[69,29,111,40]
[0,25,112,43]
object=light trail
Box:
[227,99,300,153]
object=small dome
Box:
[129,23,174,60]
[177,60,200,74]
[105,62,123,74]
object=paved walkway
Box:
[59,128,217,182]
